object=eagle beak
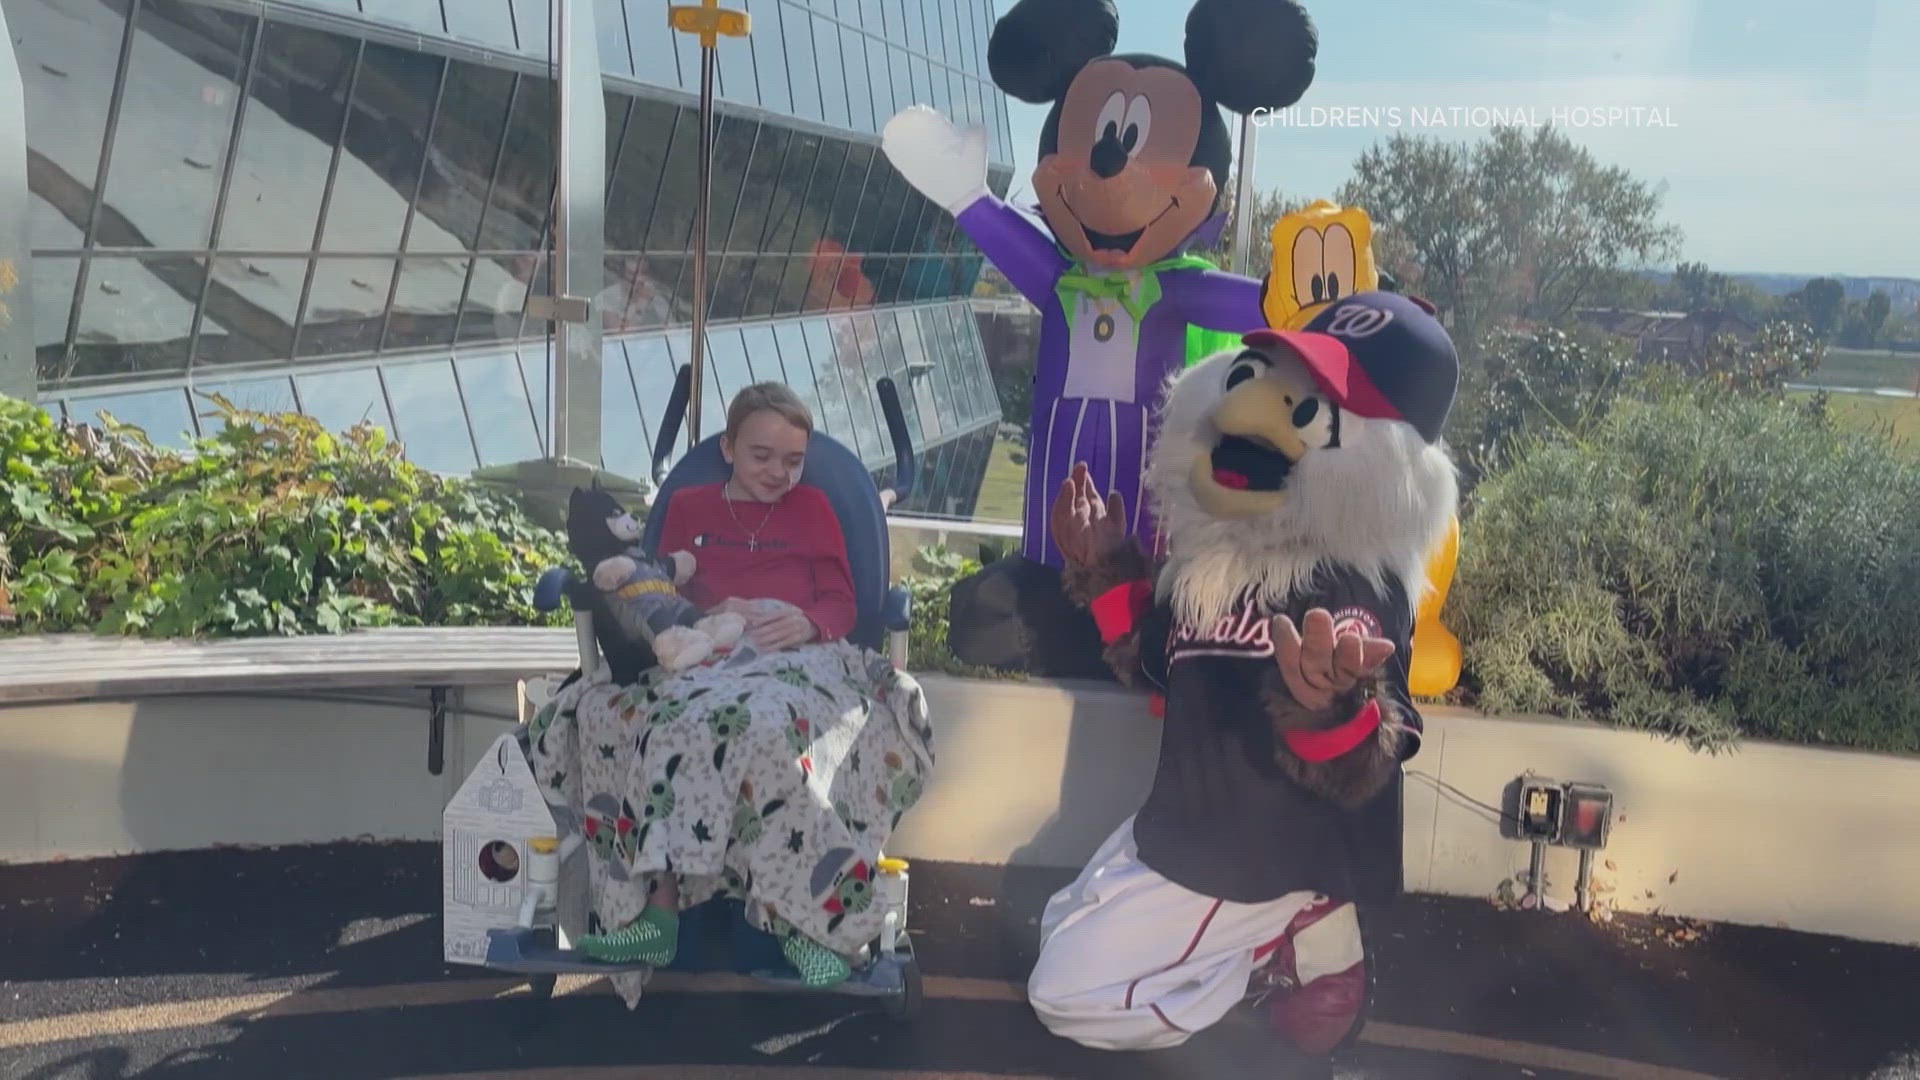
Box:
[1215,379,1311,461]
[1189,378,1311,519]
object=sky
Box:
[989,0,1920,280]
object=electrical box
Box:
[1504,774,1615,850]
[1516,775,1563,842]
[1558,782,1614,850]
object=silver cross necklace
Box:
[723,483,781,552]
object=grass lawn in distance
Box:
[975,432,1028,524]
[1806,346,1920,392]
[1791,389,1920,456]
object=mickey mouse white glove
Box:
[882,105,991,215]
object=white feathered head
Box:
[1146,291,1460,628]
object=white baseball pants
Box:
[1027,817,1365,1052]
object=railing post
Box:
[536,0,606,470]
[0,0,36,403]
[1229,112,1257,277]
[428,686,448,776]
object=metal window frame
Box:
[843,309,888,458]
[59,0,141,380]
[376,56,450,353]
[785,132,846,256]
[738,130,822,318]
[737,122,800,255]
[765,0,798,117]
[799,315,855,454]
[599,334,652,467]
[839,21,878,134]
[291,36,368,358]
[379,353,480,473]
[450,71,535,346]
[716,119,779,255]
[184,8,266,370]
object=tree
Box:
[1864,290,1892,346]
[1337,125,1681,355]
[1672,261,1723,311]
[1796,277,1846,338]
[1506,127,1681,324]
[1658,261,1777,324]
[1335,133,1501,348]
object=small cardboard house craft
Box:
[443,731,568,966]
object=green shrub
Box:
[1448,325,1633,488]
[1664,320,1825,395]
[1,394,570,637]
[1448,320,1826,491]
[1450,387,1920,752]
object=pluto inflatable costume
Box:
[1263,199,1379,331]
[1025,290,1458,1063]
[881,0,1319,674]
[1265,199,1465,696]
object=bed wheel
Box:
[885,955,923,1021]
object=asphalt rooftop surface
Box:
[2,843,1917,1080]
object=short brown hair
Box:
[724,382,813,442]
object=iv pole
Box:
[668,0,750,446]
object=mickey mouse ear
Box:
[1185,0,1318,115]
[989,0,1120,104]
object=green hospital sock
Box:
[577,905,678,966]
[780,932,852,986]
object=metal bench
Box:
[0,626,578,775]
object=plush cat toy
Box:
[1026,290,1458,1067]
[564,486,745,672]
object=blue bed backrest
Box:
[641,431,890,652]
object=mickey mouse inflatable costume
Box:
[881,0,1319,676]
[1026,290,1459,1061]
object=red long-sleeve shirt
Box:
[656,481,858,643]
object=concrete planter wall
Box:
[3,673,1916,948]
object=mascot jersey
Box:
[881,0,1320,569]
[1128,566,1416,904]
[959,199,1260,566]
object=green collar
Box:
[1055,254,1221,332]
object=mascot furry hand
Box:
[881,0,1318,571]
[565,487,745,672]
[1028,290,1457,1058]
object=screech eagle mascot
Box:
[1025,290,1459,1065]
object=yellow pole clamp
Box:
[669,0,749,47]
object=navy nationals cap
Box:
[1244,290,1458,444]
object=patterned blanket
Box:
[525,640,934,1005]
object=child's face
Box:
[722,409,808,503]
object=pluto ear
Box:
[1185,0,1318,115]
[988,0,1119,104]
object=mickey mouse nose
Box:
[1089,131,1129,179]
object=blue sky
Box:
[990,0,1919,280]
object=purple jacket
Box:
[956,195,1264,567]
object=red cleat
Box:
[1251,896,1369,1056]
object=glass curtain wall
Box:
[14,0,1011,519]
